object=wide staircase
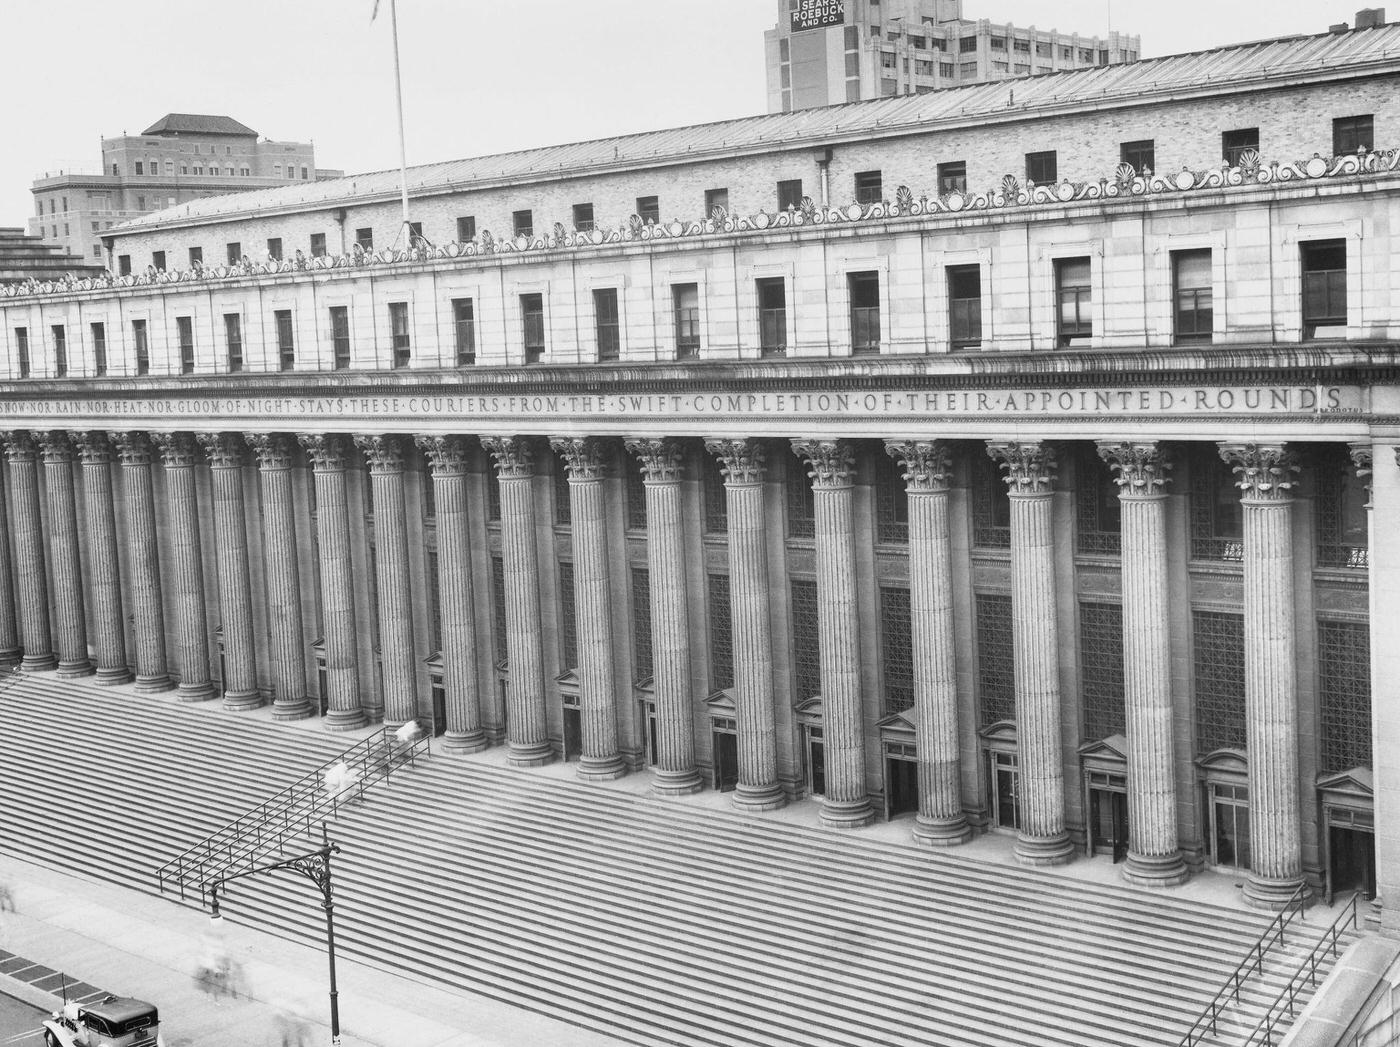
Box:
[0,671,1360,1047]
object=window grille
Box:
[790,579,821,702]
[1318,619,1371,773]
[787,457,815,539]
[1173,250,1214,344]
[702,451,728,534]
[1301,240,1347,339]
[426,548,441,651]
[486,470,501,522]
[972,453,1011,549]
[1315,446,1369,568]
[1079,602,1124,740]
[1189,450,1243,561]
[625,456,648,531]
[1055,258,1092,347]
[874,450,909,544]
[177,316,195,374]
[708,574,734,691]
[553,464,572,527]
[881,586,914,716]
[491,555,507,664]
[632,567,653,683]
[557,561,577,669]
[1193,610,1246,753]
[976,593,1015,727]
[452,298,475,366]
[329,307,350,370]
[1076,448,1121,555]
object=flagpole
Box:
[389,0,411,246]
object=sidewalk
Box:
[0,854,627,1047]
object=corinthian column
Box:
[704,438,785,811]
[152,433,215,701]
[245,433,312,720]
[416,435,486,753]
[355,435,418,729]
[1221,442,1305,909]
[988,441,1072,865]
[299,434,366,731]
[626,437,702,795]
[2,432,56,671]
[0,450,23,667]
[886,440,970,845]
[36,432,92,677]
[1098,441,1188,886]
[73,433,131,683]
[553,437,626,781]
[482,436,553,766]
[196,433,260,709]
[792,439,873,829]
[110,431,171,691]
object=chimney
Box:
[1330,21,1351,31]
[1355,7,1386,26]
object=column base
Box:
[507,739,555,767]
[732,781,787,812]
[1122,850,1190,888]
[577,754,627,781]
[1014,831,1075,866]
[324,708,368,732]
[650,766,704,796]
[56,659,94,679]
[220,689,264,712]
[820,796,876,830]
[1244,872,1309,911]
[912,814,974,847]
[0,647,21,668]
[272,696,315,721]
[21,653,57,673]
[177,681,218,702]
[95,664,134,686]
[134,673,174,694]
[441,729,489,755]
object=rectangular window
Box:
[947,265,982,349]
[881,587,914,716]
[152,250,166,271]
[1120,139,1155,174]
[490,556,507,664]
[976,593,1015,727]
[188,246,203,267]
[330,306,351,370]
[557,561,577,668]
[13,328,29,379]
[177,316,195,374]
[1080,602,1125,740]
[1194,611,1246,753]
[118,254,132,276]
[787,457,815,539]
[266,237,283,261]
[959,60,978,78]
[959,36,977,52]
[593,288,620,362]
[132,319,149,375]
[407,221,423,243]
[389,301,411,367]
[1318,619,1372,774]
[874,451,908,543]
[937,161,967,195]
[848,271,881,354]
[756,277,786,357]
[310,233,327,258]
[1173,250,1213,344]
[702,452,728,535]
[1333,114,1374,155]
[1221,127,1259,166]
[452,298,475,366]
[624,456,648,531]
[1301,239,1347,339]
[631,568,653,683]
[854,170,882,205]
[135,161,144,175]
[49,326,66,377]
[778,179,804,211]
[355,227,373,250]
[274,309,295,371]
[1025,150,1057,184]
[1055,258,1092,347]
[224,314,244,373]
[456,215,476,242]
[520,293,545,363]
[636,195,660,223]
[226,242,241,265]
[704,187,728,214]
[90,322,107,376]
[572,203,594,232]
[673,283,700,358]
[707,574,733,691]
[990,35,1006,50]
[790,580,821,701]
[512,210,533,238]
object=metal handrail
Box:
[1178,883,1310,1047]
[1245,893,1363,1047]
[155,724,430,904]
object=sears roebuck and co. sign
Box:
[791,0,844,32]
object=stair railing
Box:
[1245,892,1363,1047]
[1178,883,1310,1047]
[155,723,430,904]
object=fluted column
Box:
[355,435,418,729]
[2,432,55,671]
[298,435,367,731]
[416,435,486,753]
[553,437,626,781]
[36,432,92,677]
[792,439,873,829]
[1221,442,1305,908]
[886,440,970,846]
[196,433,260,709]
[988,441,1072,865]
[482,436,553,766]
[704,439,785,811]
[151,433,215,701]
[1099,441,1188,886]
[0,453,24,667]
[72,433,131,683]
[110,431,171,691]
[245,433,312,719]
[626,438,702,795]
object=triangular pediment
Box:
[1077,733,1128,761]
[705,689,737,714]
[1317,766,1373,796]
[877,706,919,732]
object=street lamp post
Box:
[207,825,344,1046]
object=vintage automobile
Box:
[42,995,164,1047]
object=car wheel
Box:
[44,1031,61,1047]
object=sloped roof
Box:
[141,114,258,137]
[121,24,1400,231]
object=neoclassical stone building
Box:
[1,25,1397,923]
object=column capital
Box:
[1219,442,1299,500]
[550,436,609,481]
[884,440,953,493]
[0,431,37,463]
[243,432,296,470]
[415,434,471,476]
[1351,442,1373,504]
[791,439,856,488]
[298,433,354,471]
[34,430,74,464]
[1097,440,1172,496]
[355,433,406,473]
[195,432,245,469]
[987,440,1057,494]
[109,430,154,466]
[482,435,537,478]
[151,432,201,468]
[73,431,113,465]
[625,437,685,483]
[705,437,765,484]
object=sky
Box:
[0,0,1373,225]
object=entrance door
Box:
[713,729,738,791]
[641,701,659,767]
[805,725,826,797]
[1328,825,1376,904]
[1211,783,1251,870]
[1090,788,1129,863]
[989,750,1020,830]
[563,706,582,762]
[885,757,919,820]
[316,660,329,717]
[430,681,447,738]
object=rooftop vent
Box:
[1356,7,1387,26]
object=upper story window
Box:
[1315,445,1369,569]
[267,238,283,262]
[854,170,882,205]
[118,254,132,276]
[52,326,67,377]
[329,306,351,370]
[1076,448,1121,555]
[848,271,881,355]
[310,233,326,258]
[388,301,411,367]
[947,265,982,350]
[937,161,967,195]
[151,250,166,271]
[1190,450,1243,562]
[990,36,1006,50]
[1025,150,1057,184]
[1120,139,1154,174]
[274,309,295,371]
[188,246,203,267]
[1333,114,1374,155]
[452,298,476,366]
[456,215,476,242]
[959,36,977,52]
[13,328,28,379]
[226,242,241,265]
[777,179,803,211]
[756,277,787,358]
[1301,239,1347,339]
[135,162,144,175]
[673,284,700,359]
[176,316,195,375]
[572,203,594,232]
[224,314,243,373]
[91,322,107,377]
[355,227,373,251]
[636,196,660,223]
[593,289,620,362]
[1055,258,1092,347]
[132,319,149,375]
[1222,128,1259,166]
[704,187,728,214]
[520,293,545,364]
[1173,250,1213,344]
[512,210,533,238]
[874,451,908,544]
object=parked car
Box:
[42,996,163,1047]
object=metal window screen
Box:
[787,459,815,539]
[790,579,821,702]
[625,458,648,531]
[557,561,577,669]
[1079,602,1124,740]
[708,574,734,691]
[1193,610,1246,753]
[881,586,914,715]
[553,465,572,527]
[632,567,653,683]
[491,555,507,665]
[1318,619,1371,774]
[1077,449,1121,555]
[972,454,1011,549]
[702,452,728,534]
[976,593,1015,726]
[875,451,909,544]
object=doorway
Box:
[1089,787,1129,863]
[712,726,738,791]
[884,755,918,820]
[989,749,1020,830]
[430,679,447,738]
[1325,806,1376,904]
[640,700,659,767]
[804,724,826,797]
[563,702,582,762]
[1210,782,1251,870]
